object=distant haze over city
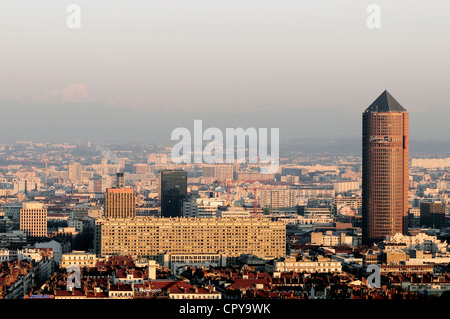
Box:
[1,0,449,154]
[0,100,449,157]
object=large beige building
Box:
[310,231,352,246]
[60,250,96,268]
[259,188,291,209]
[94,217,286,265]
[273,256,342,273]
[20,202,47,237]
[259,187,336,209]
[201,164,235,182]
[333,195,362,212]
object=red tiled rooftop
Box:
[169,286,216,294]
[115,269,144,279]
[227,279,271,290]
[109,284,133,291]
[149,280,190,290]
[47,213,68,218]
[55,290,86,297]
[86,291,108,298]
[144,280,217,295]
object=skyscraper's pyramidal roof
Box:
[365,90,406,113]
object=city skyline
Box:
[0,116,449,303]
[1,0,450,310]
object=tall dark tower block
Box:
[420,202,446,229]
[116,172,125,188]
[159,170,188,218]
[362,90,409,245]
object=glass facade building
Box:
[159,170,188,217]
[420,202,446,229]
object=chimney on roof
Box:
[148,260,156,280]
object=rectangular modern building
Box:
[104,188,136,218]
[94,217,286,265]
[420,202,446,229]
[159,170,187,217]
[20,202,47,238]
[60,250,96,269]
[104,173,136,218]
[202,164,235,182]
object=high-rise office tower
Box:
[104,173,136,218]
[159,170,187,217]
[20,202,47,237]
[362,90,409,245]
[420,202,446,229]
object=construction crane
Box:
[214,177,263,206]
[245,183,280,218]
[213,179,233,204]
[213,176,278,218]
[213,174,235,204]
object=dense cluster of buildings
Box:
[0,91,449,299]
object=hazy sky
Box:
[1,0,449,116]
